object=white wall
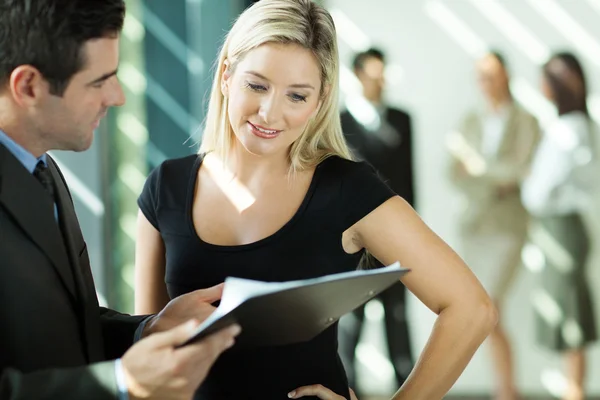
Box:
[326,0,600,396]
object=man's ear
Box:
[221,59,231,97]
[9,65,48,106]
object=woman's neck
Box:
[218,144,291,186]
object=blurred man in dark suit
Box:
[339,48,415,393]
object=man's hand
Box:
[142,284,224,338]
[288,385,358,400]
[122,319,240,400]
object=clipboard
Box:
[182,262,409,347]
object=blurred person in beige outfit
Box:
[447,52,540,400]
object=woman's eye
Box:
[289,93,307,103]
[246,82,267,92]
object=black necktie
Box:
[33,160,56,201]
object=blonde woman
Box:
[134,1,496,399]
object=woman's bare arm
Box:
[135,210,170,315]
[351,196,497,400]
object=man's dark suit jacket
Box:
[0,144,147,399]
[341,107,416,207]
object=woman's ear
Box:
[221,59,231,97]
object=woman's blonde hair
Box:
[199,0,352,171]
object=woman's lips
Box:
[248,121,282,139]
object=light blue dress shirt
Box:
[0,129,47,171]
[0,129,129,400]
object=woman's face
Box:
[222,42,323,158]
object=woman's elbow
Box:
[474,295,499,335]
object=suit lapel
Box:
[467,114,484,156]
[49,158,89,302]
[48,156,105,362]
[0,145,78,300]
[496,103,518,159]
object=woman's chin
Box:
[238,137,278,157]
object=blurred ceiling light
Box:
[586,0,600,15]
[121,263,135,290]
[123,13,145,42]
[540,368,567,398]
[385,63,404,87]
[143,74,200,136]
[339,65,363,96]
[118,112,167,168]
[49,154,105,217]
[445,131,487,176]
[527,0,600,66]
[424,0,487,58]
[510,77,557,127]
[365,299,385,321]
[547,123,583,151]
[142,4,205,75]
[329,8,371,52]
[146,142,168,168]
[344,95,381,132]
[331,8,405,100]
[529,224,574,274]
[469,0,549,64]
[96,291,108,307]
[531,288,563,327]
[356,343,395,381]
[562,319,584,348]
[119,213,138,242]
[118,64,147,95]
[521,242,545,273]
[588,95,600,125]
[117,113,148,146]
[118,163,147,195]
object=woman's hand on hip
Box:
[288,385,358,399]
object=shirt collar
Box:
[0,129,47,174]
[367,99,387,117]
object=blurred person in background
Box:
[338,47,415,395]
[521,52,597,400]
[447,51,540,400]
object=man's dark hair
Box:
[352,47,386,72]
[0,0,126,96]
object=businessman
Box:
[0,1,239,399]
[339,48,415,392]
